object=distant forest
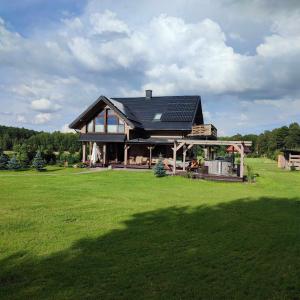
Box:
[0,125,80,153]
[1,123,300,160]
[221,122,300,159]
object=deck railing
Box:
[188,124,217,139]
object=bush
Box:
[0,149,9,169]
[246,165,257,183]
[153,155,166,177]
[32,151,46,171]
[17,145,30,169]
[7,155,21,170]
[183,170,195,179]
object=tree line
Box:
[0,125,80,153]
[0,125,81,169]
[221,122,300,159]
[1,122,300,164]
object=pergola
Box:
[172,139,252,178]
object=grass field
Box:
[0,158,299,299]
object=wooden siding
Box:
[188,124,217,139]
[289,154,300,170]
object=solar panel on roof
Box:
[161,102,195,122]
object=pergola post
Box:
[148,146,153,169]
[124,144,129,167]
[173,141,177,175]
[204,147,209,160]
[183,144,187,171]
[240,143,244,179]
[82,142,86,162]
[103,144,107,166]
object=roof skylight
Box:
[153,113,162,121]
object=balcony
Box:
[188,124,217,139]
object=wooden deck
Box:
[176,171,244,182]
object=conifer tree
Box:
[153,154,166,177]
[17,145,30,169]
[0,148,9,170]
[32,151,46,171]
[7,155,21,170]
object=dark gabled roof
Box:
[69,95,203,131]
[69,96,142,130]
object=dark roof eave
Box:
[69,96,141,130]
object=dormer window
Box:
[153,113,162,121]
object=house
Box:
[69,90,217,168]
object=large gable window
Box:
[87,108,125,134]
[95,111,105,132]
[107,109,118,133]
[87,120,94,132]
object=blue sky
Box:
[0,0,299,135]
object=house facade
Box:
[69,90,217,168]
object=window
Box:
[95,111,105,132]
[87,120,94,132]
[107,109,118,133]
[153,113,162,121]
[118,119,125,133]
[86,108,126,133]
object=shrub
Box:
[0,149,9,170]
[7,155,21,170]
[32,151,46,171]
[246,165,257,183]
[153,155,166,177]
[17,145,30,169]
[183,170,194,179]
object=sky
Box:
[0,0,299,135]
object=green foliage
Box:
[57,152,80,167]
[222,122,300,160]
[7,155,21,170]
[0,125,80,153]
[184,170,195,179]
[246,165,256,183]
[32,151,46,171]
[0,148,9,169]
[17,144,30,169]
[153,155,166,177]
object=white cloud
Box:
[89,10,130,35]
[61,123,75,133]
[0,2,300,134]
[34,113,53,124]
[31,98,61,113]
[16,115,27,123]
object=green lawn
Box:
[0,159,299,299]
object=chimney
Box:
[145,89,152,99]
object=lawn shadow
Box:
[1,197,300,299]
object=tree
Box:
[0,148,9,169]
[32,151,46,171]
[153,155,166,177]
[17,145,30,169]
[7,155,21,170]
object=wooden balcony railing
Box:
[188,124,217,139]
